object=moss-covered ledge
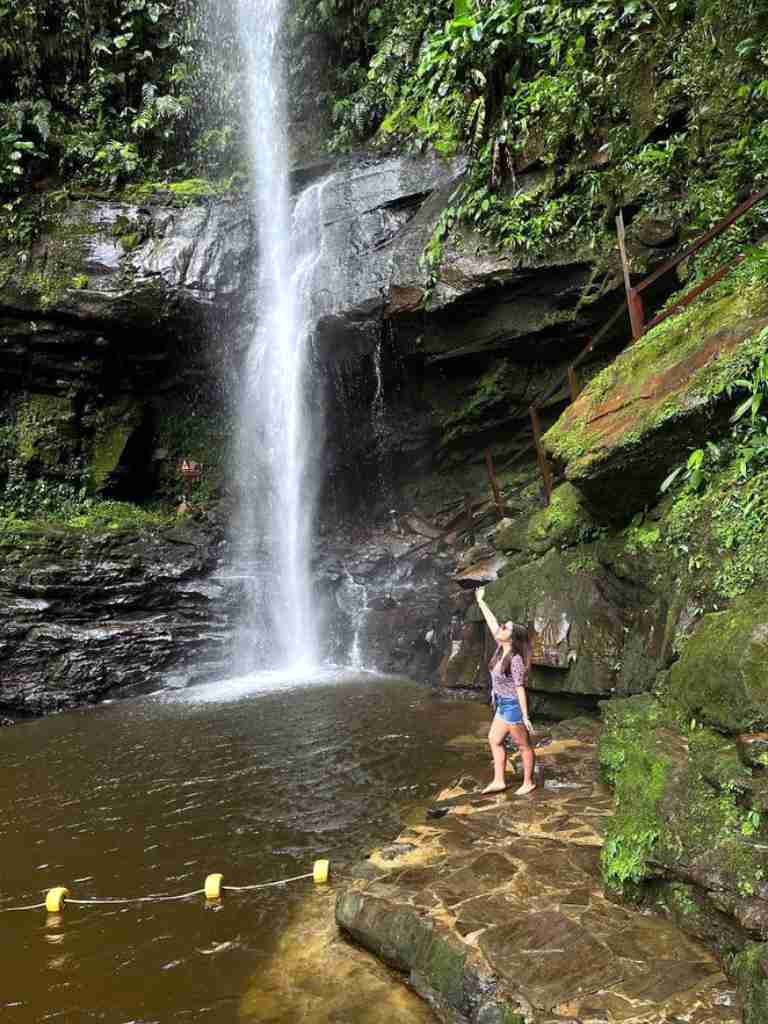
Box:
[542,266,768,518]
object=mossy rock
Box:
[542,275,768,518]
[525,483,596,553]
[600,696,768,938]
[599,695,671,892]
[439,623,486,689]
[494,516,531,553]
[15,392,78,476]
[651,880,746,961]
[730,942,768,1024]
[83,398,144,494]
[667,589,768,733]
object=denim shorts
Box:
[494,696,524,726]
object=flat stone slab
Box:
[337,719,742,1023]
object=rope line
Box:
[66,889,204,906]
[0,866,326,914]
[0,901,47,913]
[223,872,313,892]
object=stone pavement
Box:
[337,718,743,1024]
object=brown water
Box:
[0,671,489,1023]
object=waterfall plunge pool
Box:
[1,673,490,1023]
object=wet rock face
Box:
[0,198,253,330]
[0,522,230,713]
[319,526,456,678]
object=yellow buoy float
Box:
[45,887,69,913]
[312,859,330,884]
[204,873,223,900]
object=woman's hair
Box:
[489,622,533,675]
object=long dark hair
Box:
[489,623,533,676]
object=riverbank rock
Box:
[336,718,742,1023]
[0,520,229,712]
[600,694,768,1017]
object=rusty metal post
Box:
[616,211,644,340]
[463,494,475,544]
[628,288,645,341]
[528,405,552,506]
[567,365,580,404]
[484,449,505,520]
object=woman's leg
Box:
[508,724,536,794]
[483,715,510,793]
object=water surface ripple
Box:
[1,673,487,1022]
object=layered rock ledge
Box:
[0,520,229,713]
[336,718,742,1023]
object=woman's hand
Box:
[475,586,485,602]
[523,716,535,735]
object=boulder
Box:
[543,288,768,518]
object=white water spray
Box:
[232,0,323,671]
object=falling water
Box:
[232,0,322,671]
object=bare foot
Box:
[515,781,537,795]
[481,782,507,794]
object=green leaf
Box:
[660,465,683,493]
[731,395,754,423]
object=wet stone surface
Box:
[337,719,742,1023]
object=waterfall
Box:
[232,0,322,672]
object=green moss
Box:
[0,500,170,533]
[667,589,768,733]
[153,399,229,502]
[16,393,78,472]
[121,177,236,205]
[730,942,768,1024]
[85,398,143,495]
[119,232,141,251]
[527,482,596,551]
[0,199,109,310]
[623,523,661,553]
[599,696,667,893]
[423,934,467,1007]
[600,695,768,912]
[439,360,514,446]
[565,551,600,575]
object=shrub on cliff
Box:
[297,0,768,271]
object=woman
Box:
[475,587,536,795]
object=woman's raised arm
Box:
[475,586,500,636]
